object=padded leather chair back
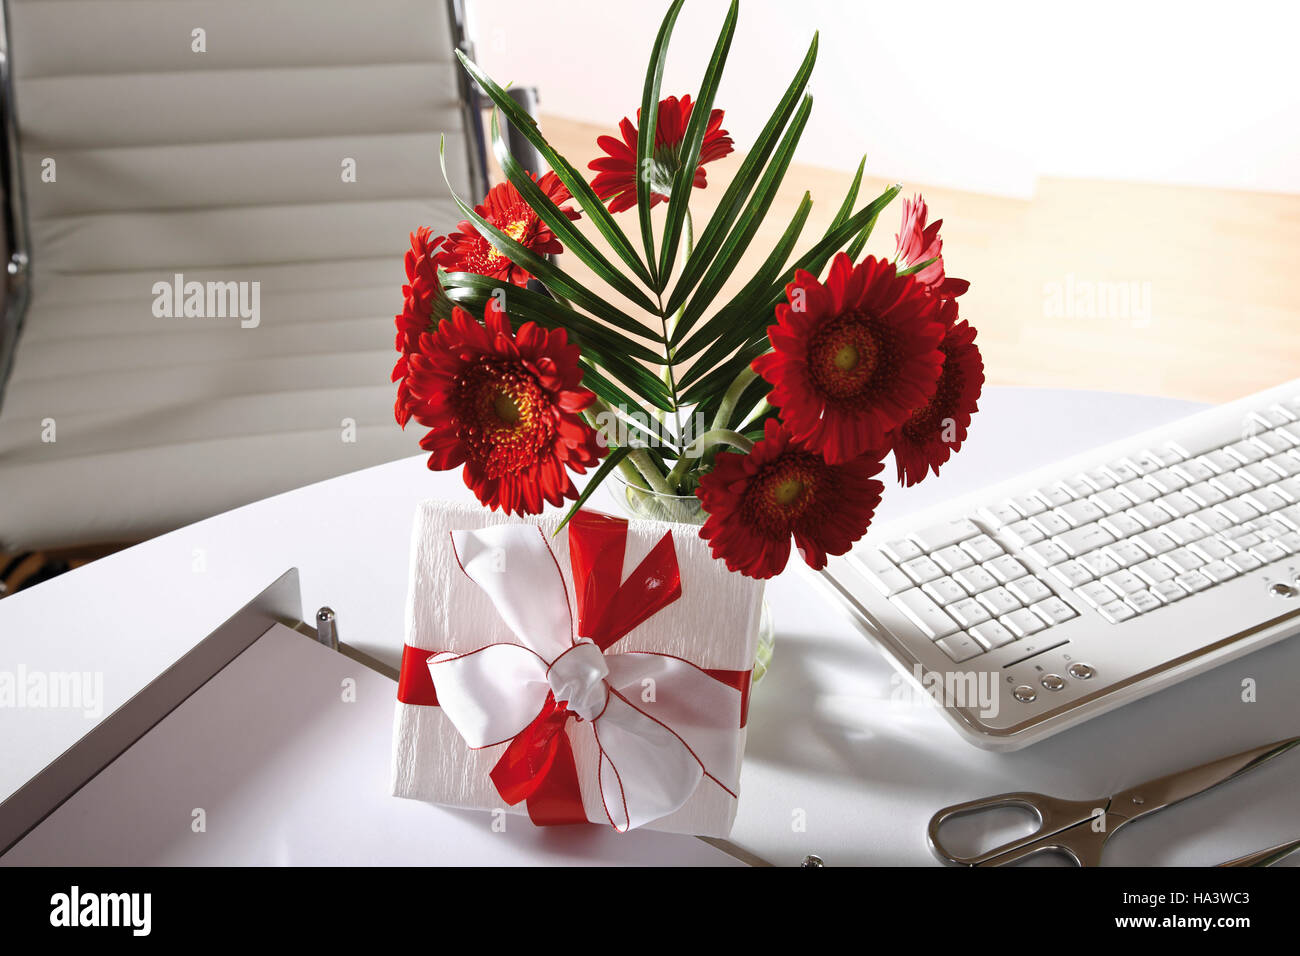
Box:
[0,0,483,549]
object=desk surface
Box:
[3,386,1299,865]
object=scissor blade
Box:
[1217,839,1300,867]
[1111,736,1300,822]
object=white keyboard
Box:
[815,379,1300,750]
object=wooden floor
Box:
[530,115,1300,405]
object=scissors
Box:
[928,735,1300,866]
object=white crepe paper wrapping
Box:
[390,499,764,837]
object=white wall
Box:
[465,0,1300,197]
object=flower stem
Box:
[711,365,759,434]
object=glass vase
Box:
[612,475,776,685]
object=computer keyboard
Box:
[815,379,1300,750]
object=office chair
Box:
[0,0,507,551]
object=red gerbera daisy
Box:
[895,195,970,298]
[697,419,886,579]
[441,171,579,287]
[752,253,948,465]
[394,227,449,427]
[588,94,734,213]
[888,302,985,486]
[404,304,604,515]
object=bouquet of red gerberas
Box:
[393,0,983,580]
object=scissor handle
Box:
[927,791,1109,867]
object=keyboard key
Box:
[891,589,959,639]
[1156,492,1199,518]
[979,503,1022,527]
[1183,481,1227,506]
[1146,468,1188,493]
[977,587,1021,617]
[1078,550,1121,577]
[1126,452,1164,474]
[1078,581,1117,608]
[1163,548,1205,573]
[1254,432,1292,455]
[1211,473,1254,497]
[922,576,968,605]
[1026,541,1070,565]
[1104,541,1149,567]
[1100,513,1145,538]
[883,539,923,563]
[1201,560,1238,583]
[932,545,975,573]
[1031,512,1072,536]
[970,621,1016,649]
[1162,518,1206,544]
[1035,486,1074,508]
[1134,528,1176,555]
[1266,454,1300,477]
[901,556,945,584]
[1085,468,1117,490]
[1226,440,1267,463]
[1134,558,1175,584]
[960,534,1003,562]
[948,598,992,628]
[985,555,1028,584]
[1007,576,1052,604]
[1126,589,1164,614]
[1277,531,1300,552]
[1129,503,1171,527]
[1240,462,1281,486]
[1151,580,1187,603]
[1056,524,1115,556]
[1251,541,1288,563]
[1189,508,1233,535]
[1190,538,1234,562]
[1225,551,1263,573]
[1002,608,1046,637]
[1104,461,1140,482]
[1099,600,1136,623]
[953,566,998,593]
[1175,571,1213,593]
[935,633,983,663]
[1059,500,1106,526]
[910,519,980,552]
[1031,597,1077,625]
[858,562,912,596]
[1091,490,1133,515]
[1201,449,1240,473]
[1002,520,1045,548]
[1010,494,1047,517]
[1217,499,1262,524]
[1245,487,1292,513]
[1173,458,1217,483]
[1049,560,1093,589]
[1102,570,1146,595]
[1119,479,1160,503]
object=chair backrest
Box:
[4,0,483,299]
[0,0,489,549]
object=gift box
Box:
[390,500,764,837]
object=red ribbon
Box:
[396,510,752,826]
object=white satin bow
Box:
[428,523,742,831]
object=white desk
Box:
[3,387,1298,865]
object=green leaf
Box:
[456,50,654,289]
[831,155,866,231]
[670,94,813,345]
[898,256,938,277]
[656,0,738,284]
[635,0,686,286]
[488,110,660,316]
[439,272,661,364]
[663,33,818,318]
[555,446,633,534]
[681,334,770,403]
[672,189,812,367]
[438,137,651,340]
[845,205,882,261]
